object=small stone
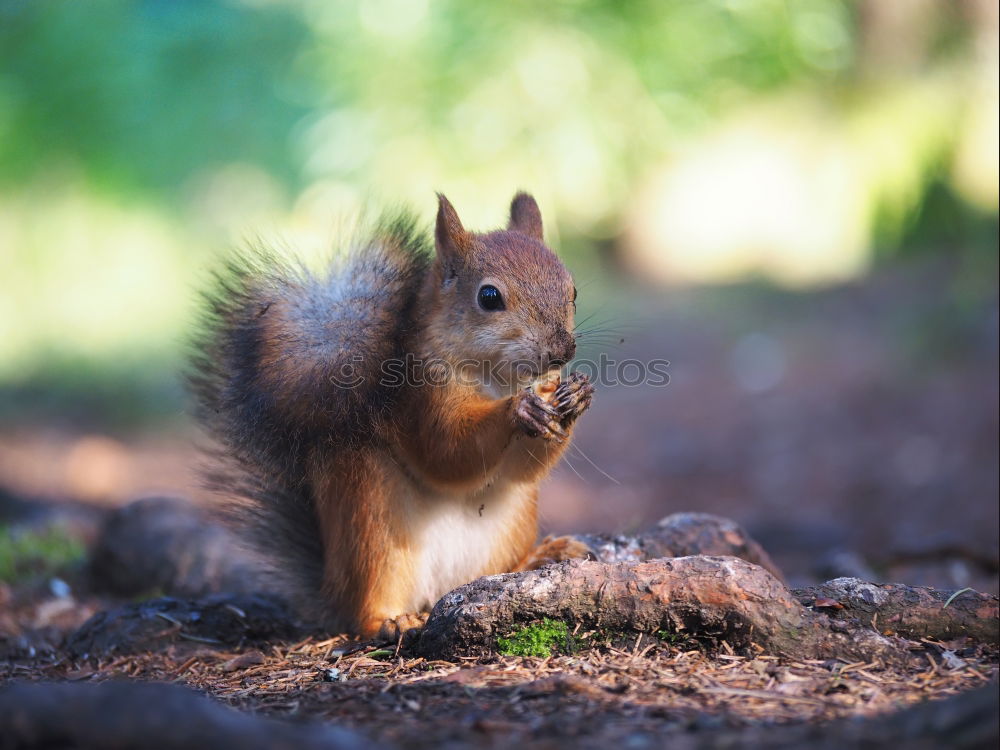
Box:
[49,577,71,598]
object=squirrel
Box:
[190,192,594,638]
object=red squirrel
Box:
[191,193,594,638]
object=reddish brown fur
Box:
[200,193,592,637]
[342,195,587,635]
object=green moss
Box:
[496,622,695,657]
[497,618,570,658]
[656,629,684,644]
[0,524,86,583]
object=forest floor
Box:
[1,574,997,749]
[1,257,997,747]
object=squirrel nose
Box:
[548,330,576,367]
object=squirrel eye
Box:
[477,284,504,311]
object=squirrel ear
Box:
[508,192,543,241]
[435,193,470,265]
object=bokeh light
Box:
[0,0,996,413]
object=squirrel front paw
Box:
[513,388,568,441]
[552,372,594,426]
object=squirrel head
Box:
[425,192,576,391]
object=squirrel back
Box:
[189,215,429,610]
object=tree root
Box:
[0,680,377,750]
[89,496,264,599]
[417,555,998,665]
[795,577,999,643]
[574,512,784,580]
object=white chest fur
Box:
[403,481,532,613]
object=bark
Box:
[574,512,785,581]
[796,577,999,643]
[0,680,378,750]
[417,556,998,664]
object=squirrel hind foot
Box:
[372,611,430,642]
[516,535,595,571]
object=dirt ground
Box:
[1,257,997,747]
[1,583,997,750]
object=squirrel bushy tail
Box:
[188,214,431,622]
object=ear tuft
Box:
[435,193,470,264]
[508,192,543,241]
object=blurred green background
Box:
[1,0,998,591]
[0,0,996,425]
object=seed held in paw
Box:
[533,371,561,403]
